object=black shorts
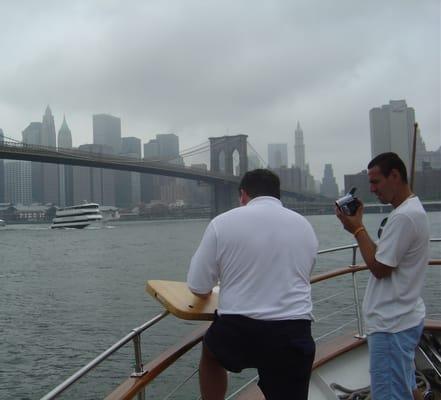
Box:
[203,312,315,400]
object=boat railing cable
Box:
[39,310,169,400]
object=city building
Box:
[116,137,142,208]
[369,100,415,174]
[142,133,182,204]
[93,114,121,154]
[22,108,59,205]
[268,143,288,169]
[0,129,4,203]
[41,105,57,147]
[294,122,306,170]
[4,160,32,205]
[57,116,73,206]
[320,164,339,199]
[344,170,376,203]
[73,144,116,206]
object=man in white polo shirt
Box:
[187,169,318,400]
[336,152,430,400]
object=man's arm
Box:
[336,203,393,279]
[187,222,219,297]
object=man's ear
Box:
[240,189,250,206]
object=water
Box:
[1,213,440,399]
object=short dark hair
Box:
[367,152,408,183]
[239,169,281,199]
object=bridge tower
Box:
[209,134,248,176]
[209,134,248,216]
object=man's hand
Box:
[335,200,364,234]
[191,290,212,299]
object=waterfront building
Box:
[369,100,415,173]
[93,114,121,154]
[73,144,116,206]
[4,160,32,205]
[268,143,288,169]
[320,164,339,199]
[0,129,4,203]
[294,122,306,170]
[116,137,142,208]
[344,170,376,203]
[142,133,182,204]
[57,116,73,206]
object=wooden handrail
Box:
[105,322,210,400]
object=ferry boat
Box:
[50,203,103,229]
[40,238,441,399]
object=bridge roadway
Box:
[0,141,318,202]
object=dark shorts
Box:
[203,312,315,400]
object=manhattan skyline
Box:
[0,1,439,188]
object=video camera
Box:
[335,187,360,216]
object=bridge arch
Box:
[209,134,248,176]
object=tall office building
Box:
[22,122,42,145]
[73,144,115,206]
[320,164,339,198]
[121,137,142,157]
[268,143,288,169]
[369,100,415,173]
[5,160,32,205]
[58,116,73,206]
[41,106,57,147]
[116,137,142,208]
[93,114,121,154]
[0,129,4,203]
[294,122,306,170]
[58,115,72,148]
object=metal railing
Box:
[40,238,441,400]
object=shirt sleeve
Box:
[375,213,415,268]
[187,222,220,294]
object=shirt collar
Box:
[247,196,282,206]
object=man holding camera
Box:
[336,152,430,400]
[187,169,318,400]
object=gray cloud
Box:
[0,0,439,187]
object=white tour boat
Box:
[50,203,103,229]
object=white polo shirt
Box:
[187,196,318,320]
[363,196,430,334]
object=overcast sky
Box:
[0,0,439,188]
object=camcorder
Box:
[335,187,360,216]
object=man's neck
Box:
[391,187,414,209]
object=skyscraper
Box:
[268,143,288,169]
[41,105,57,147]
[369,100,415,173]
[73,144,116,206]
[93,114,121,154]
[0,129,4,203]
[58,115,72,148]
[294,121,306,170]
[58,116,73,206]
[320,163,339,199]
[116,137,142,208]
[4,160,32,205]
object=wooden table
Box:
[146,280,218,320]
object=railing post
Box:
[132,334,146,400]
[351,246,365,339]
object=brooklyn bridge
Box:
[0,134,326,216]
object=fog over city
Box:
[0,0,439,186]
